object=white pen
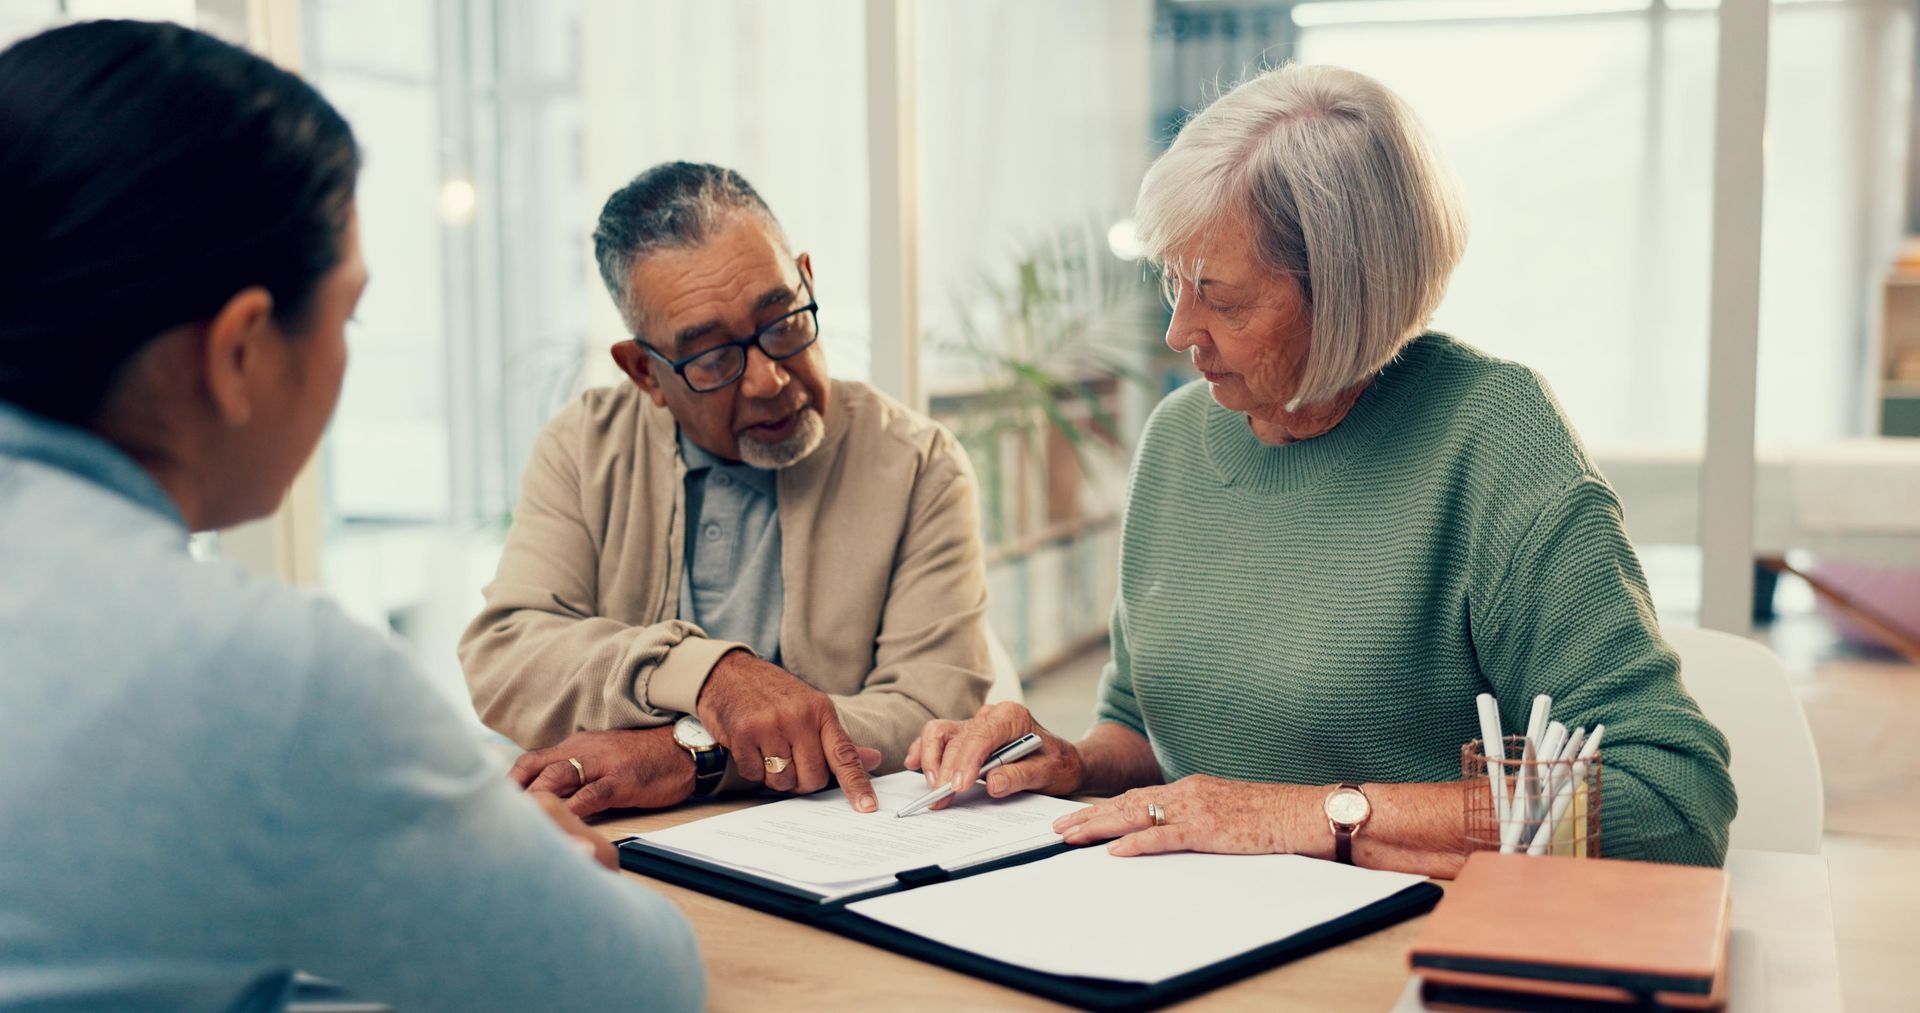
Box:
[1521,695,1552,761]
[1501,733,1538,853]
[1527,772,1577,856]
[1525,726,1584,856]
[1544,725,1587,803]
[1475,693,1508,839]
[1534,721,1568,823]
[896,733,1045,818]
[1578,723,1605,764]
[1528,723,1605,855]
[1505,695,1553,850]
[1523,697,1554,812]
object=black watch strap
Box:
[691,745,728,797]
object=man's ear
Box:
[200,286,276,428]
[610,340,668,407]
[797,251,813,292]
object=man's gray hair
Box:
[1136,63,1467,408]
[592,161,789,331]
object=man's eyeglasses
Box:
[638,274,819,394]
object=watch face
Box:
[1326,789,1370,826]
[673,715,716,750]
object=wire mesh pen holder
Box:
[1461,737,1603,857]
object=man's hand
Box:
[509,727,696,819]
[696,650,882,811]
[527,789,619,870]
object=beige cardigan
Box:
[459,379,991,773]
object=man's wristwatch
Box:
[672,715,728,797]
[1323,783,1372,865]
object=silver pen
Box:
[895,733,1045,817]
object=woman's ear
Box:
[199,286,276,427]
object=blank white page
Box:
[847,847,1428,984]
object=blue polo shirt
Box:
[677,431,783,663]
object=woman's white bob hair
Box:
[1136,63,1468,408]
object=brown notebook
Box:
[1408,852,1731,1011]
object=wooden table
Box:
[593,798,1435,1011]
[596,802,1843,1011]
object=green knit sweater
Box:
[1095,333,1736,866]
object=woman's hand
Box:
[1051,775,1313,857]
[905,702,1087,808]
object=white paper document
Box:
[847,848,1429,984]
[632,770,1087,901]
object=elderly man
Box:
[461,161,990,816]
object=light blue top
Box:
[677,431,783,663]
[0,402,705,1011]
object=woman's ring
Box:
[1147,801,1166,827]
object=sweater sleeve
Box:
[1093,393,1169,746]
[826,427,991,770]
[1468,476,1737,866]
[458,399,747,749]
[275,607,705,1011]
[1093,591,1146,738]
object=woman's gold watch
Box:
[1323,783,1372,864]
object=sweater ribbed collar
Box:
[1203,332,1445,496]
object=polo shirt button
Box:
[704,524,722,541]
[714,473,733,488]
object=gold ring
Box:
[567,757,585,788]
[763,755,791,774]
[1147,801,1166,827]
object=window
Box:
[918,0,1162,670]
[1159,0,1913,621]
[35,0,1893,669]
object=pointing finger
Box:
[821,721,877,813]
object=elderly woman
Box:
[909,63,1734,876]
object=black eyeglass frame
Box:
[637,272,820,394]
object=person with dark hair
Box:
[0,21,702,1010]
[459,161,992,818]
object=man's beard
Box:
[736,406,826,469]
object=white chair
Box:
[1663,625,1824,854]
[983,626,1026,705]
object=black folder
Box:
[618,836,1443,1012]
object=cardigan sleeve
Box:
[823,426,992,771]
[457,398,747,749]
